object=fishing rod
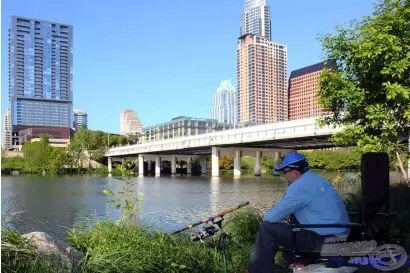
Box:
[171,201,250,235]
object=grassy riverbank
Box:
[2,182,410,273]
[65,207,263,273]
[1,206,263,273]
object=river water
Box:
[1,174,292,241]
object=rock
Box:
[22,231,83,273]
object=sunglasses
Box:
[283,169,293,174]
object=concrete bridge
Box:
[105,117,346,177]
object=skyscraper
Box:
[8,16,73,144]
[73,109,88,130]
[237,0,288,124]
[120,109,143,136]
[240,0,271,39]
[3,110,12,150]
[211,80,236,125]
[288,61,334,120]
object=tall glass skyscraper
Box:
[8,16,73,141]
[240,0,271,39]
[211,80,236,125]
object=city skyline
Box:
[1,0,375,135]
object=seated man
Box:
[248,152,350,273]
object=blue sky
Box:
[1,0,375,134]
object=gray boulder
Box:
[22,231,83,273]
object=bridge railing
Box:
[105,118,341,157]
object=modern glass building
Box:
[140,116,233,143]
[240,0,271,39]
[211,80,236,125]
[8,16,73,143]
[73,109,88,130]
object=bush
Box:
[301,148,362,170]
[240,157,254,170]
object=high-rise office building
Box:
[240,0,271,39]
[3,110,12,150]
[211,80,236,125]
[120,109,143,135]
[73,109,88,130]
[288,61,334,120]
[8,16,73,145]
[237,0,288,124]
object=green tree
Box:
[47,148,74,174]
[117,135,128,145]
[318,0,410,180]
[241,156,254,170]
[21,135,51,172]
[1,156,25,170]
[261,156,273,170]
[126,133,140,144]
[69,128,105,169]
[68,129,88,168]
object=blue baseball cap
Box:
[274,152,307,172]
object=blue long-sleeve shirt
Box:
[264,170,350,236]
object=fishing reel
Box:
[190,216,224,242]
[190,225,220,241]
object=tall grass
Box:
[67,220,223,273]
[65,206,264,273]
[1,227,69,273]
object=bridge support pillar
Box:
[108,157,112,173]
[147,160,152,174]
[234,150,241,178]
[186,157,192,175]
[254,151,262,176]
[201,157,207,175]
[212,147,219,177]
[155,156,161,177]
[138,154,144,177]
[273,152,280,175]
[171,156,177,175]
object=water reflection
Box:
[209,177,220,214]
[1,174,288,241]
[1,176,113,240]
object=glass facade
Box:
[73,110,88,130]
[9,16,73,131]
[13,99,71,127]
[141,117,233,143]
[240,0,271,39]
[212,80,236,125]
